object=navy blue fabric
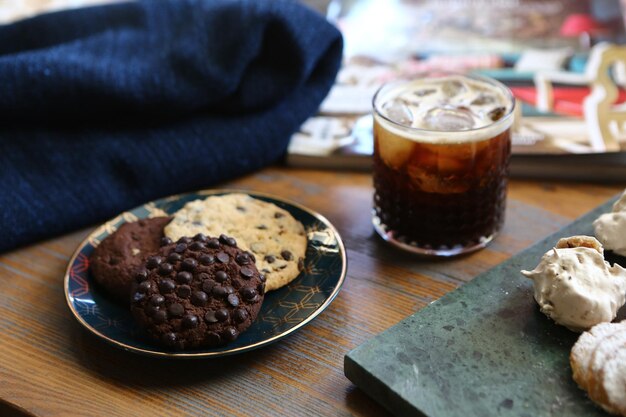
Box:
[0,0,343,253]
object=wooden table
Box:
[0,166,623,417]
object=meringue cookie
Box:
[594,212,626,257]
[594,189,626,257]
[522,243,626,332]
[612,189,626,213]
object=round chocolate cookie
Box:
[90,217,172,303]
[130,233,265,350]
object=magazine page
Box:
[287,0,626,180]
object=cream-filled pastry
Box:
[522,236,626,332]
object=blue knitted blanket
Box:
[0,0,343,252]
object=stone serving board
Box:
[345,197,625,417]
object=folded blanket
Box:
[0,0,343,253]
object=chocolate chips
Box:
[150,295,165,306]
[162,332,177,346]
[153,310,167,324]
[191,291,208,306]
[182,315,199,329]
[137,281,152,293]
[199,254,214,265]
[216,252,229,263]
[176,271,192,284]
[236,253,251,265]
[240,267,254,279]
[206,238,220,249]
[168,303,184,317]
[215,309,229,322]
[130,232,264,350]
[223,327,239,341]
[167,252,182,263]
[158,263,173,276]
[182,258,198,271]
[219,234,237,247]
[159,279,176,293]
[146,256,162,269]
[215,271,228,283]
[227,294,240,307]
[135,269,148,282]
[233,308,248,323]
[189,241,205,251]
[193,233,207,243]
[177,285,191,298]
[212,286,227,298]
[241,287,257,301]
[204,311,218,323]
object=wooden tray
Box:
[345,196,624,417]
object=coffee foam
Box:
[374,76,514,144]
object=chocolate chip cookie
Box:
[90,217,172,303]
[164,193,307,292]
[130,233,265,350]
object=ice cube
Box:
[488,106,506,121]
[398,92,421,106]
[375,124,414,170]
[441,80,466,98]
[414,88,436,97]
[471,94,496,106]
[382,99,414,126]
[423,106,475,131]
[407,165,470,194]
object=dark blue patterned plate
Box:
[64,190,346,358]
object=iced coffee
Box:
[372,74,515,256]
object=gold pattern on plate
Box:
[144,203,168,218]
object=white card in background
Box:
[319,85,381,115]
[288,116,355,156]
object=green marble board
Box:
[345,197,625,417]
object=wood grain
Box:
[0,166,623,417]
[2,2,625,415]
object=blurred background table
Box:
[0,166,624,417]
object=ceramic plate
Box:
[64,190,347,358]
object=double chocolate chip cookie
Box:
[90,217,172,303]
[130,233,265,350]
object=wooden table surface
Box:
[0,166,623,417]
[2,2,625,416]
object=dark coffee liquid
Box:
[373,124,511,249]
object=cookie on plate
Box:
[164,193,307,292]
[90,217,172,303]
[130,233,265,350]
